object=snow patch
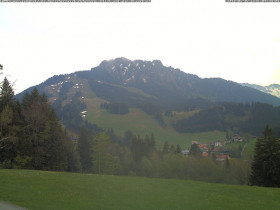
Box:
[142,78,147,83]
[126,75,135,83]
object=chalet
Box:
[198,144,208,152]
[216,154,229,161]
[215,141,223,147]
[202,152,208,157]
[192,141,199,145]
[232,134,244,142]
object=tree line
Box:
[76,127,251,185]
[174,102,280,137]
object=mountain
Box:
[18,58,280,107]
[241,83,280,98]
[76,58,280,107]
[16,58,280,143]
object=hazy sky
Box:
[1,0,280,94]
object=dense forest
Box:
[173,102,280,137]
[0,78,80,171]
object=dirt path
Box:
[0,202,26,210]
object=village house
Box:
[216,154,230,161]
[202,152,208,157]
[232,134,244,142]
[182,149,190,156]
[215,140,223,147]
[198,144,208,152]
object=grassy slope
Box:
[79,80,225,149]
[1,169,280,210]
[242,139,257,160]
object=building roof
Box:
[216,154,229,160]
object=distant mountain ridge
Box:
[17,57,280,108]
[241,83,280,99]
[77,58,280,106]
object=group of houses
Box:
[182,134,244,161]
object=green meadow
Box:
[81,83,225,149]
[1,169,280,210]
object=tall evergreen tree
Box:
[189,143,202,158]
[78,125,92,172]
[250,125,280,187]
[0,78,17,168]
[175,144,182,154]
[0,77,14,112]
[40,110,68,171]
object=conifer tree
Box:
[0,78,17,168]
[0,77,14,112]
[175,144,182,154]
[250,125,280,187]
[78,125,92,172]
[189,143,202,158]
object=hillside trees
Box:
[100,102,129,115]
[91,132,121,175]
[250,126,280,187]
[189,143,202,158]
[0,77,79,171]
[0,77,19,168]
[77,125,92,172]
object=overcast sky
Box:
[1,0,280,94]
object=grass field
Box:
[1,169,280,210]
